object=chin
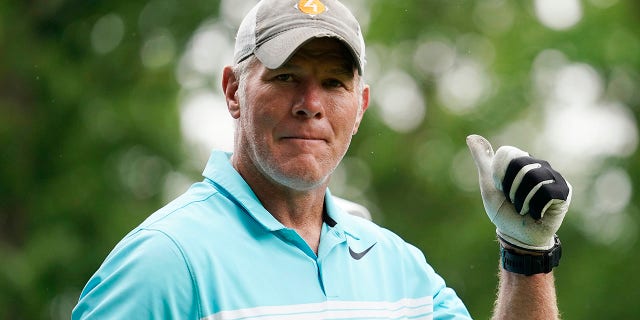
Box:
[271,171,329,192]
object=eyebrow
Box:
[327,65,355,77]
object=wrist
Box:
[497,237,545,255]
[499,235,562,276]
[496,230,556,251]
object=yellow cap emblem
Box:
[297,0,326,15]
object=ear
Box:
[222,66,241,119]
[352,85,370,135]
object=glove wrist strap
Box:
[499,235,562,276]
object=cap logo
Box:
[297,0,326,16]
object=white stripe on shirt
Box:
[203,296,433,320]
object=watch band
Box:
[500,235,562,276]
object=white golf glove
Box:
[466,135,572,251]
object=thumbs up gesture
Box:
[466,135,572,251]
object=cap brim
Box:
[255,27,363,74]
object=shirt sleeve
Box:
[72,229,199,319]
[432,286,473,320]
[405,243,473,320]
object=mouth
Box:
[282,136,327,144]
[280,135,328,147]
[280,131,328,141]
[283,136,325,141]
[279,127,330,145]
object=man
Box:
[73,0,571,319]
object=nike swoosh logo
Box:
[349,243,377,260]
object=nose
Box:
[292,80,324,119]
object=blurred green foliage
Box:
[1,0,639,319]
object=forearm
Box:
[492,267,559,320]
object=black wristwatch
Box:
[500,235,562,276]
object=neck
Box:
[232,154,327,253]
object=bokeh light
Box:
[437,58,491,114]
[413,39,456,76]
[140,29,176,68]
[179,90,234,158]
[372,69,426,133]
[534,0,583,30]
[472,0,515,36]
[91,13,125,55]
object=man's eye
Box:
[275,74,294,82]
[324,79,344,88]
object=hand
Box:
[466,134,572,251]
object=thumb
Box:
[466,134,507,223]
[466,134,494,183]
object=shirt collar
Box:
[202,150,361,238]
[202,150,284,231]
[323,189,361,239]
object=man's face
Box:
[231,38,369,191]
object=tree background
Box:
[1,0,638,319]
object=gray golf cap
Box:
[234,0,366,75]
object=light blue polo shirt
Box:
[72,151,471,319]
